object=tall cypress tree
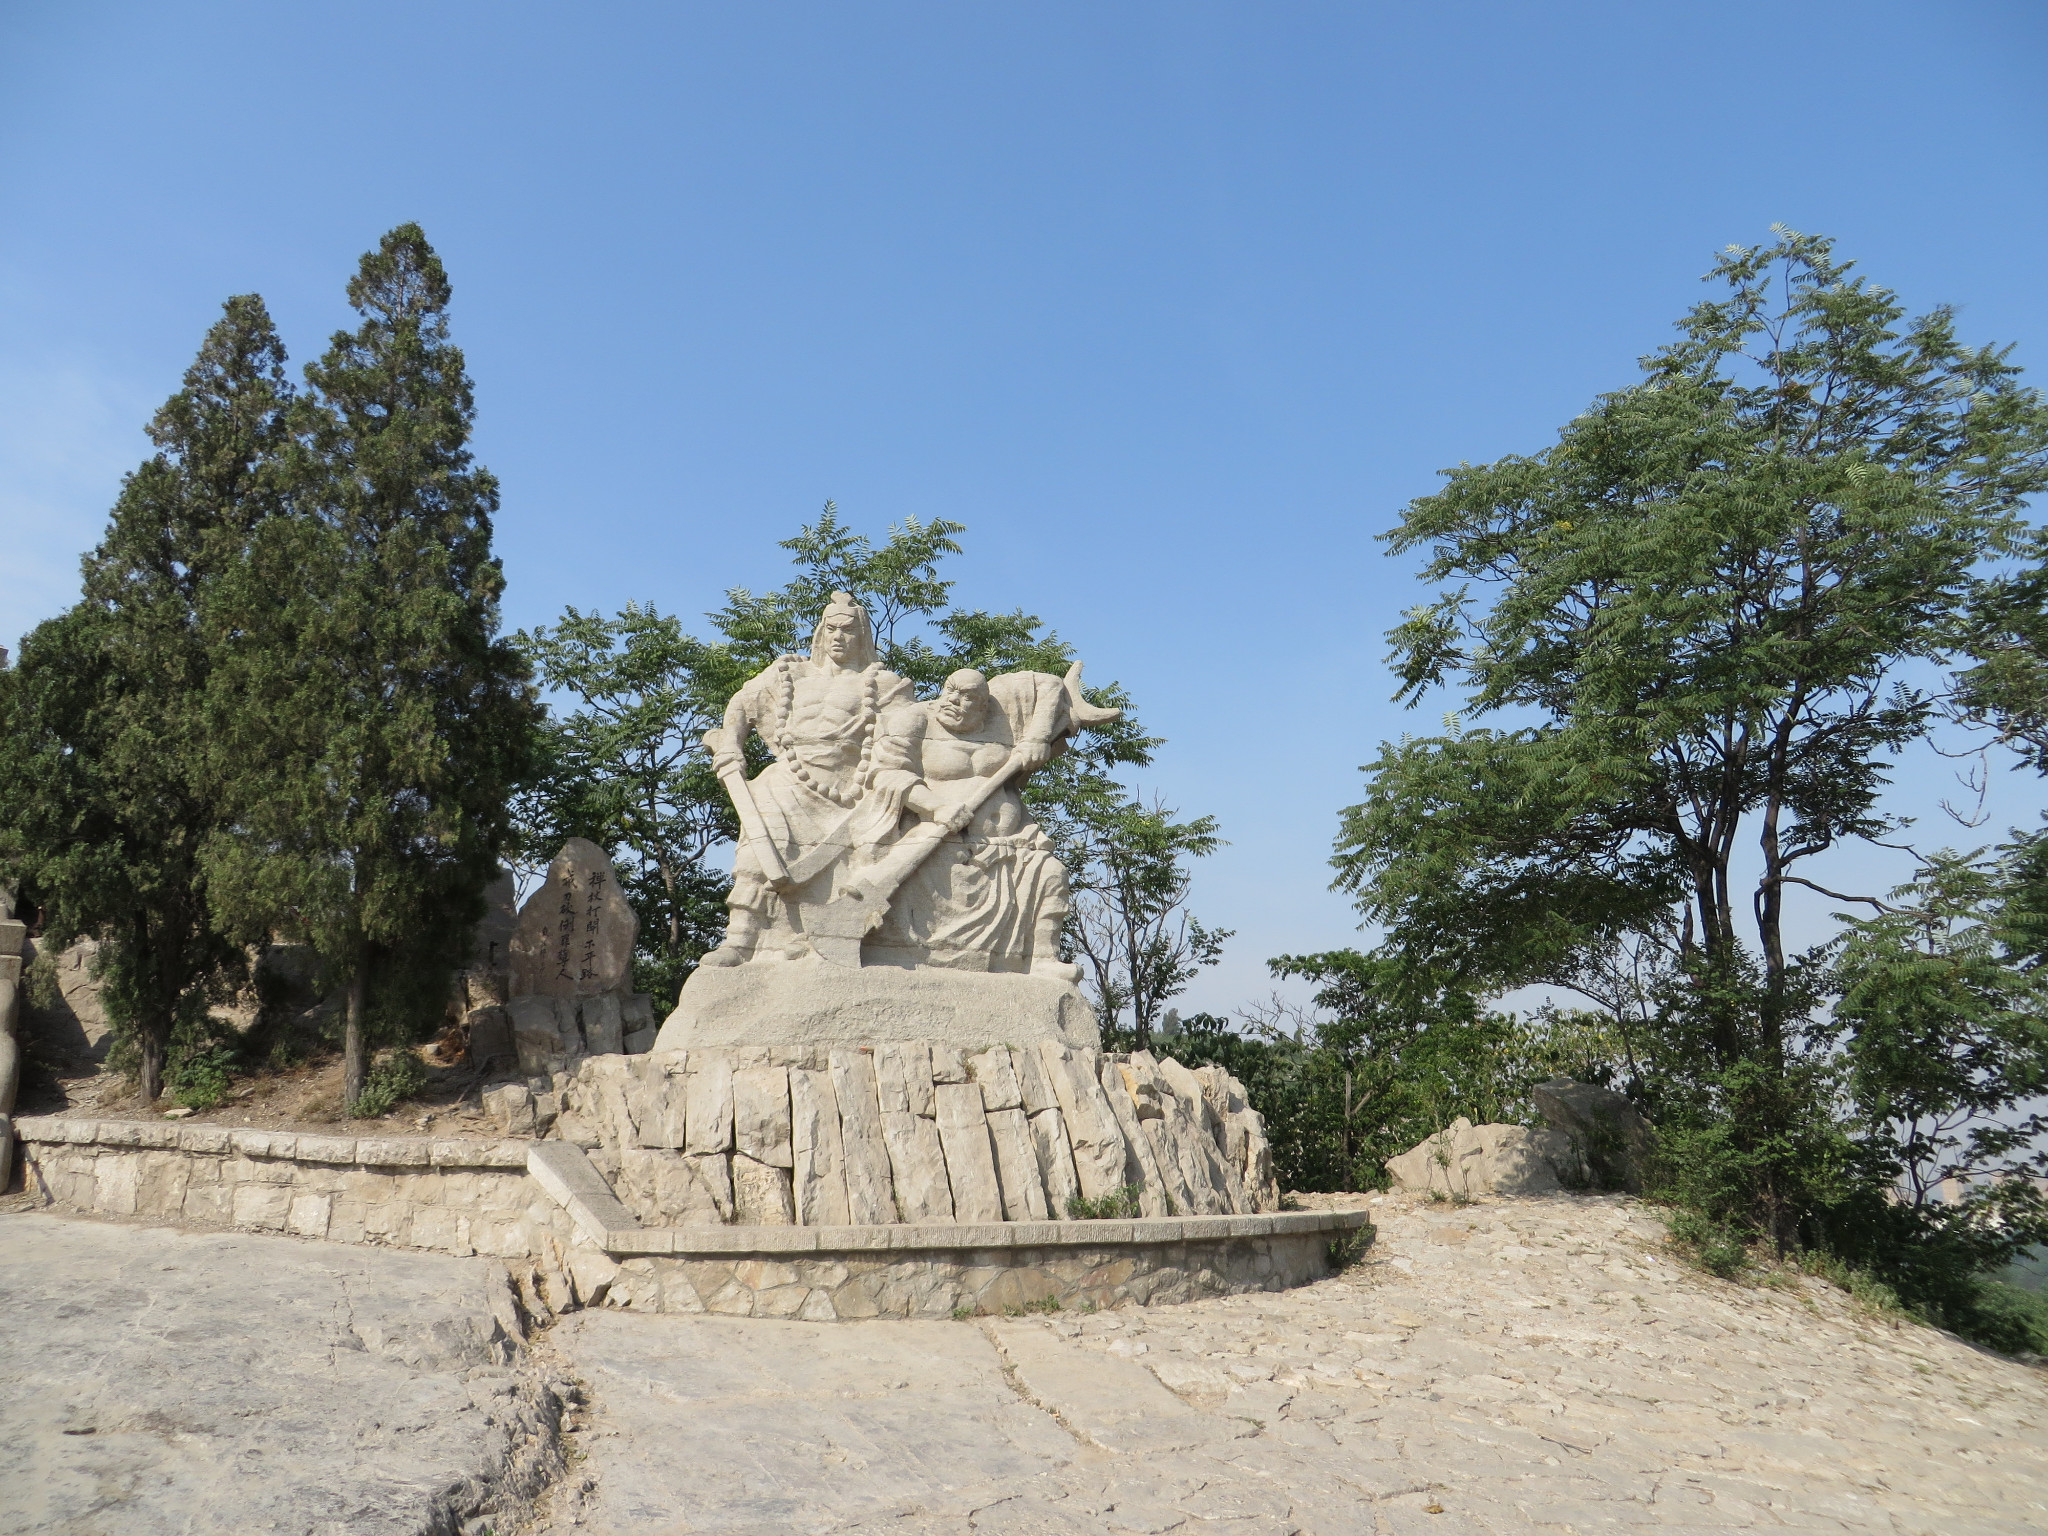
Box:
[0,296,294,1102]
[205,225,538,1109]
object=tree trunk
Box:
[138,1022,166,1105]
[133,912,167,1104]
[342,949,369,1110]
[1343,1066,1353,1151]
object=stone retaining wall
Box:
[14,1117,590,1303]
[14,1112,1366,1321]
[0,912,22,1189]
[602,1229,1343,1320]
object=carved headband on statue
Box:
[809,591,878,667]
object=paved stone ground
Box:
[535,1193,2048,1535]
[0,1212,566,1536]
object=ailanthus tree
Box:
[1337,229,2048,1253]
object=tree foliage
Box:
[1065,795,1229,1050]
[1820,841,2048,1303]
[513,604,737,1006]
[1334,228,2048,1256]
[202,225,538,1108]
[1162,970,1619,1193]
[0,295,294,1101]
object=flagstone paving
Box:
[535,1192,2048,1535]
[6,1194,2044,1534]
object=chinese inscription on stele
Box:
[510,838,638,1000]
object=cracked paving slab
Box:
[0,1211,563,1536]
[536,1193,2048,1535]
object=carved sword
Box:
[705,733,792,888]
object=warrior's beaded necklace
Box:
[770,654,881,808]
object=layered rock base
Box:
[557,1039,1279,1228]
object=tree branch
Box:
[1773,875,1899,913]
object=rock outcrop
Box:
[1385,1115,1579,1197]
[1532,1076,1654,1192]
[1385,1083,1656,1197]
[556,1041,1280,1225]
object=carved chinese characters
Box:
[510,837,638,1000]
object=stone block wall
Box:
[14,1112,1366,1321]
[15,1118,588,1304]
[556,1040,1280,1229]
[0,912,23,1187]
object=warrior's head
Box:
[809,592,878,671]
[936,668,991,734]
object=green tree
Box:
[1063,793,1230,1050]
[1337,229,2048,1250]
[513,604,738,1007]
[204,225,538,1110]
[0,296,294,1102]
[1825,845,2048,1287]
[1951,556,2048,769]
[708,503,967,686]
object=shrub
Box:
[167,1040,239,1111]
[349,1048,429,1119]
[1065,1185,1143,1220]
[1666,1207,1751,1281]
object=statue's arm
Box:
[873,703,927,799]
[876,704,963,827]
[707,671,767,770]
[986,671,1065,774]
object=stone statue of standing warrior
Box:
[697,591,1119,975]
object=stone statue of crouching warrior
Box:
[697,592,1119,973]
[864,667,1115,979]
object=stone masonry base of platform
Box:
[602,1231,1340,1320]
[12,1115,1368,1320]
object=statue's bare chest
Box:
[785,672,869,735]
[924,733,1010,781]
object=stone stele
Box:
[510,838,639,1000]
[656,592,1122,1054]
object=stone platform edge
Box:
[14,1114,532,1169]
[525,1139,1371,1258]
[12,1115,1370,1319]
[601,1207,1373,1258]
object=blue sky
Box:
[4,2,2045,1014]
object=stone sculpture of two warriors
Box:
[700,592,1120,976]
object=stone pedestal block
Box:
[654,962,1099,1055]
